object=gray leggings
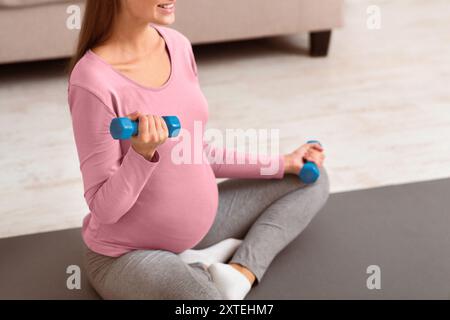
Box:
[83,167,330,299]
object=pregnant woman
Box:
[68,0,329,300]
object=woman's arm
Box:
[188,43,284,179]
[69,85,161,225]
[203,141,285,179]
[203,141,325,179]
[186,38,323,179]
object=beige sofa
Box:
[0,0,344,64]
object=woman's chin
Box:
[154,14,175,26]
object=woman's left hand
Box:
[283,142,325,175]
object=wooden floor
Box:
[0,0,449,238]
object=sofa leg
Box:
[309,30,332,57]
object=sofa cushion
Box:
[0,0,71,8]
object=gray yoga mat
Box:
[1,178,449,299]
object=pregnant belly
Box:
[99,163,219,253]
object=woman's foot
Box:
[178,238,242,268]
[229,263,256,285]
[207,263,254,300]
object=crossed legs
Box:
[83,167,330,299]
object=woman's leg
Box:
[83,244,222,299]
[83,168,329,299]
[194,166,330,284]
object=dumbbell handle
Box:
[110,116,181,140]
[298,140,322,184]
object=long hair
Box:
[67,0,121,74]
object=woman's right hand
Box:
[126,111,169,161]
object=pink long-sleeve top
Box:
[68,24,285,257]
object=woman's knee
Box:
[289,165,330,201]
[306,165,330,209]
[294,165,330,209]
[317,165,330,200]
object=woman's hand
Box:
[126,111,169,161]
[283,142,325,175]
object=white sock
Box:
[208,263,252,300]
[178,238,242,268]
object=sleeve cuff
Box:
[274,154,285,179]
[127,146,161,167]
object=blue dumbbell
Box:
[110,116,181,140]
[298,140,322,184]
